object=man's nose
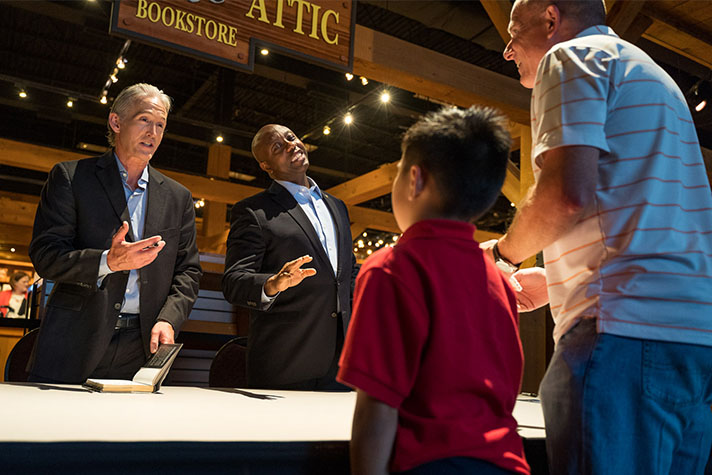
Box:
[503,40,514,61]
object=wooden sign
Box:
[110,0,355,72]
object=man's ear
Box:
[544,4,561,39]
[108,113,120,134]
[258,160,272,175]
[408,164,426,200]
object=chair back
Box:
[208,336,247,388]
[4,328,39,382]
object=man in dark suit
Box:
[222,124,357,390]
[28,83,202,383]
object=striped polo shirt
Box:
[531,26,712,345]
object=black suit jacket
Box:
[222,181,357,388]
[28,152,202,383]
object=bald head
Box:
[514,0,606,30]
[251,124,278,162]
[251,124,309,185]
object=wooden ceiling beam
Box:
[327,161,398,205]
[480,0,513,45]
[642,16,712,70]
[606,0,646,39]
[353,25,531,126]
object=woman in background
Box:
[0,271,30,318]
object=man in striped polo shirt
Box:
[483,0,712,473]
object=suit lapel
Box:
[268,182,332,270]
[322,192,348,279]
[143,166,166,239]
[95,151,134,240]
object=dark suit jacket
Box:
[28,151,202,383]
[222,181,357,388]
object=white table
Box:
[0,383,546,474]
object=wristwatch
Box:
[492,241,520,274]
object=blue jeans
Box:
[540,318,712,475]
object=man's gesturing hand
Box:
[150,321,175,353]
[107,221,165,272]
[264,255,317,296]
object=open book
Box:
[83,343,183,393]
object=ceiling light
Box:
[110,74,118,83]
[344,113,353,125]
[18,90,27,98]
[117,58,126,69]
[100,95,108,104]
[322,125,331,135]
[260,48,269,56]
[345,73,353,81]
[216,135,224,143]
[380,91,390,103]
[66,98,74,108]
[360,76,368,86]
[696,99,707,112]
[10,248,16,253]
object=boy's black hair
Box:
[401,106,512,221]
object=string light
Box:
[100,40,130,105]
[345,73,353,81]
[360,76,369,86]
[353,230,401,261]
[344,113,353,125]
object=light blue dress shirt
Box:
[276,177,338,274]
[261,177,339,303]
[98,155,149,314]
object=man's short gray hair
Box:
[106,83,172,147]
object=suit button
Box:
[114,303,121,310]
[331,312,338,318]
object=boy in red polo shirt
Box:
[337,106,529,475]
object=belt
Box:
[115,313,140,330]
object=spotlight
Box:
[18,89,27,98]
[10,248,16,253]
[116,57,125,69]
[100,95,108,104]
[380,91,390,103]
[216,135,224,143]
[345,73,354,81]
[344,113,353,125]
[322,125,331,135]
[688,79,711,113]
[260,48,269,56]
[66,98,75,108]
[360,76,368,86]
[110,74,118,83]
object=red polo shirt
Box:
[338,219,529,474]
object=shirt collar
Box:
[575,25,618,40]
[397,219,479,246]
[275,176,322,199]
[114,152,149,189]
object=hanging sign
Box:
[110,0,355,72]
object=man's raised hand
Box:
[264,255,317,296]
[106,221,165,272]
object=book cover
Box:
[83,343,183,393]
